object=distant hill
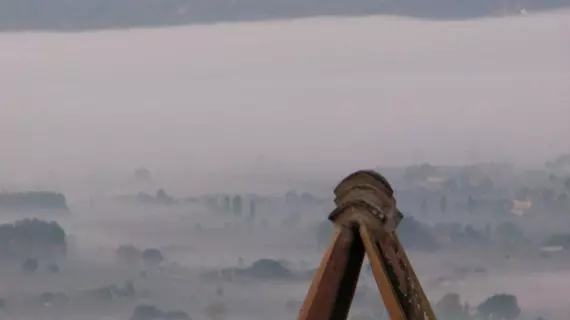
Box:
[0,0,569,31]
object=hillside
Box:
[0,0,569,31]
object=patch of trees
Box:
[131,304,190,320]
[0,191,68,211]
[435,292,521,320]
[477,294,520,320]
[208,194,258,218]
[136,189,176,205]
[0,218,67,259]
[116,244,164,267]
[243,258,292,279]
[20,259,60,275]
[285,190,321,207]
[398,217,440,252]
[27,281,134,309]
[201,258,293,281]
[82,280,136,302]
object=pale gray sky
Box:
[1,11,569,185]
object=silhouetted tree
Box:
[542,233,570,248]
[285,190,299,207]
[141,248,163,267]
[136,192,155,204]
[421,198,429,215]
[477,293,520,320]
[244,259,292,279]
[131,305,163,320]
[164,310,191,319]
[248,198,256,221]
[47,263,60,274]
[39,292,55,305]
[232,195,242,217]
[22,257,39,274]
[134,168,152,184]
[435,292,471,320]
[156,189,175,205]
[222,195,230,213]
[467,196,476,214]
[440,194,448,214]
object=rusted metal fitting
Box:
[328,170,403,233]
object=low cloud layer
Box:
[1,11,569,185]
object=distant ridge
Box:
[0,0,569,31]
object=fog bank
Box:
[1,12,569,187]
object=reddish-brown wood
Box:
[360,224,406,320]
[298,170,436,320]
[297,225,364,320]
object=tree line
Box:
[0,218,67,259]
[0,191,68,211]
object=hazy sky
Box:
[1,11,569,184]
